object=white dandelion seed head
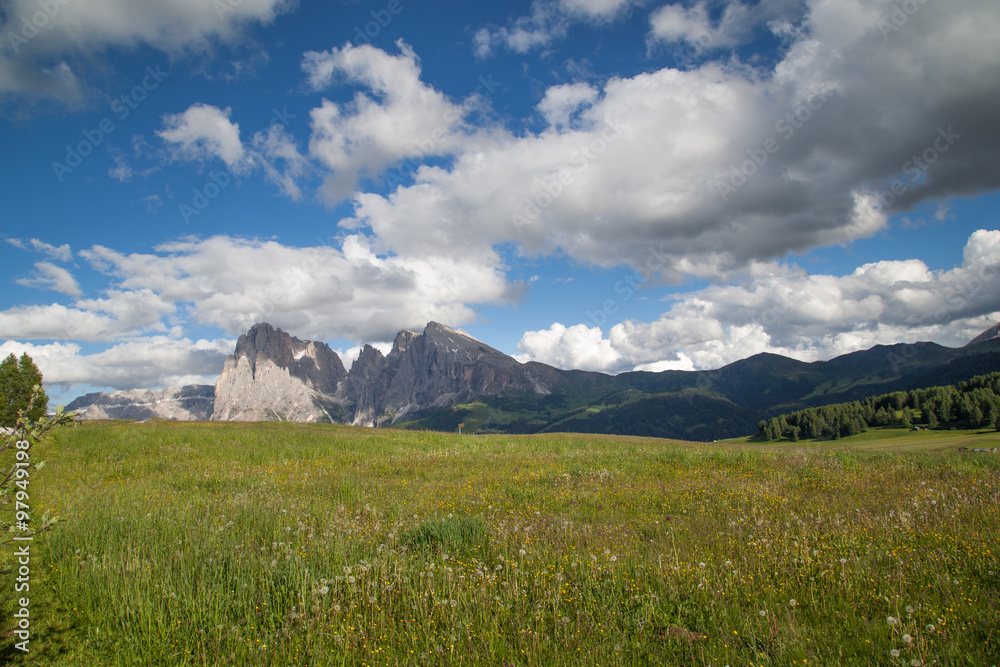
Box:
[759,610,767,617]
[789,599,797,607]
[890,648,900,658]
[887,616,899,626]
[902,633,912,644]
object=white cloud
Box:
[251,125,311,200]
[158,103,249,171]
[0,337,233,398]
[0,0,291,55]
[303,41,471,203]
[516,323,622,372]
[474,0,634,57]
[66,235,519,343]
[517,230,1000,372]
[0,288,174,342]
[0,0,292,102]
[537,82,599,128]
[16,262,82,296]
[5,238,73,262]
[345,0,1000,281]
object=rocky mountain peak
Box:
[391,330,418,356]
[233,322,346,394]
[968,322,1000,346]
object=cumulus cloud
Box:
[474,0,633,57]
[537,83,599,129]
[158,103,250,171]
[16,262,82,296]
[0,0,292,103]
[346,0,1000,281]
[518,230,1000,372]
[515,323,622,372]
[60,235,519,343]
[0,288,175,342]
[5,238,74,262]
[0,337,233,400]
[303,41,473,203]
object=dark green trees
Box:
[0,353,48,427]
[755,371,1000,441]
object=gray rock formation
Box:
[969,322,1000,346]
[211,321,559,425]
[66,385,215,421]
[348,322,547,425]
[211,323,347,422]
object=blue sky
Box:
[1,0,998,405]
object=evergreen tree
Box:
[970,404,984,428]
[0,353,48,427]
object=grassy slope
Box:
[1,422,997,666]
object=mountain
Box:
[68,320,1000,440]
[65,385,215,421]
[211,322,347,422]
[209,321,556,425]
[969,322,1000,346]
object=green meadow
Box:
[2,422,998,666]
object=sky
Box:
[1,0,999,406]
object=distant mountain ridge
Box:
[969,322,1000,346]
[66,321,1000,440]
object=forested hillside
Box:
[756,372,1000,441]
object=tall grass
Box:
[1,421,998,665]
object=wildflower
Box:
[887,616,899,626]
[759,610,767,617]
[905,605,914,614]
[369,596,377,604]
[902,633,912,644]
[724,560,732,568]
[890,649,900,658]
[699,562,706,569]
[348,576,356,584]
[926,624,935,632]
[789,599,798,607]
[519,549,526,556]
[334,605,341,612]
[610,555,618,562]
[561,616,570,624]
[910,660,922,667]
[840,558,847,564]
[318,586,329,595]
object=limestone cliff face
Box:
[66,385,215,421]
[208,321,558,424]
[347,322,548,425]
[211,323,348,423]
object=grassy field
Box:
[2,422,998,666]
